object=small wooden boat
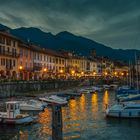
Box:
[0,101,36,124]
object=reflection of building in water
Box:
[103,90,109,110]
[79,94,86,112]
[38,108,52,136]
[91,93,98,113]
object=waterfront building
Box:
[18,42,34,80]
[65,52,87,77]
[0,30,19,80]
[113,66,128,77]
[0,30,129,80]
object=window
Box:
[56,58,58,64]
[7,47,10,52]
[6,39,11,46]
[10,104,14,110]
[13,41,16,47]
[1,58,5,66]
[13,60,16,67]
[0,36,5,44]
[20,49,23,56]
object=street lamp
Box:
[121,72,124,76]
[71,70,75,75]
[43,68,47,72]
[81,71,84,75]
[19,66,23,70]
[105,72,108,76]
[60,69,64,73]
[93,72,96,76]
[19,65,23,80]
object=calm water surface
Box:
[0,91,140,140]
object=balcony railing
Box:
[0,51,20,58]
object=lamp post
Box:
[19,66,23,80]
[43,68,47,80]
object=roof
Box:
[6,101,19,104]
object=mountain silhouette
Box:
[0,23,139,62]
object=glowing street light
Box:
[60,69,64,73]
[81,71,84,75]
[121,72,124,76]
[43,68,47,72]
[105,72,108,76]
[19,66,23,70]
[71,70,75,75]
[93,72,96,76]
[114,72,117,76]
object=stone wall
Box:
[0,80,80,98]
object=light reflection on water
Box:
[1,90,140,140]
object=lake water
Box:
[0,90,140,140]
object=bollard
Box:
[52,104,63,140]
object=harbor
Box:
[0,0,140,139]
[0,86,140,140]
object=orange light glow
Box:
[105,72,108,76]
[81,71,84,75]
[91,93,98,113]
[121,72,124,76]
[103,90,109,110]
[71,70,75,74]
[93,72,96,76]
[43,68,47,72]
[19,66,23,70]
[79,94,86,112]
[60,69,63,73]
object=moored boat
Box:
[39,95,68,105]
[19,99,45,111]
[0,101,36,124]
[106,102,140,118]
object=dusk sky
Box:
[0,0,140,50]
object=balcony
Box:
[0,51,20,58]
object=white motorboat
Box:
[91,86,103,92]
[118,94,140,102]
[20,100,46,111]
[30,99,48,107]
[0,101,36,124]
[39,95,68,105]
[106,102,140,118]
[103,85,110,90]
[80,88,96,94]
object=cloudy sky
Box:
[0,0,140,49]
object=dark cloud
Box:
[0,0,140,49]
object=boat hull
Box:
[0,116,34,124]
[106,110,140,118]
[20,105,43,111]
